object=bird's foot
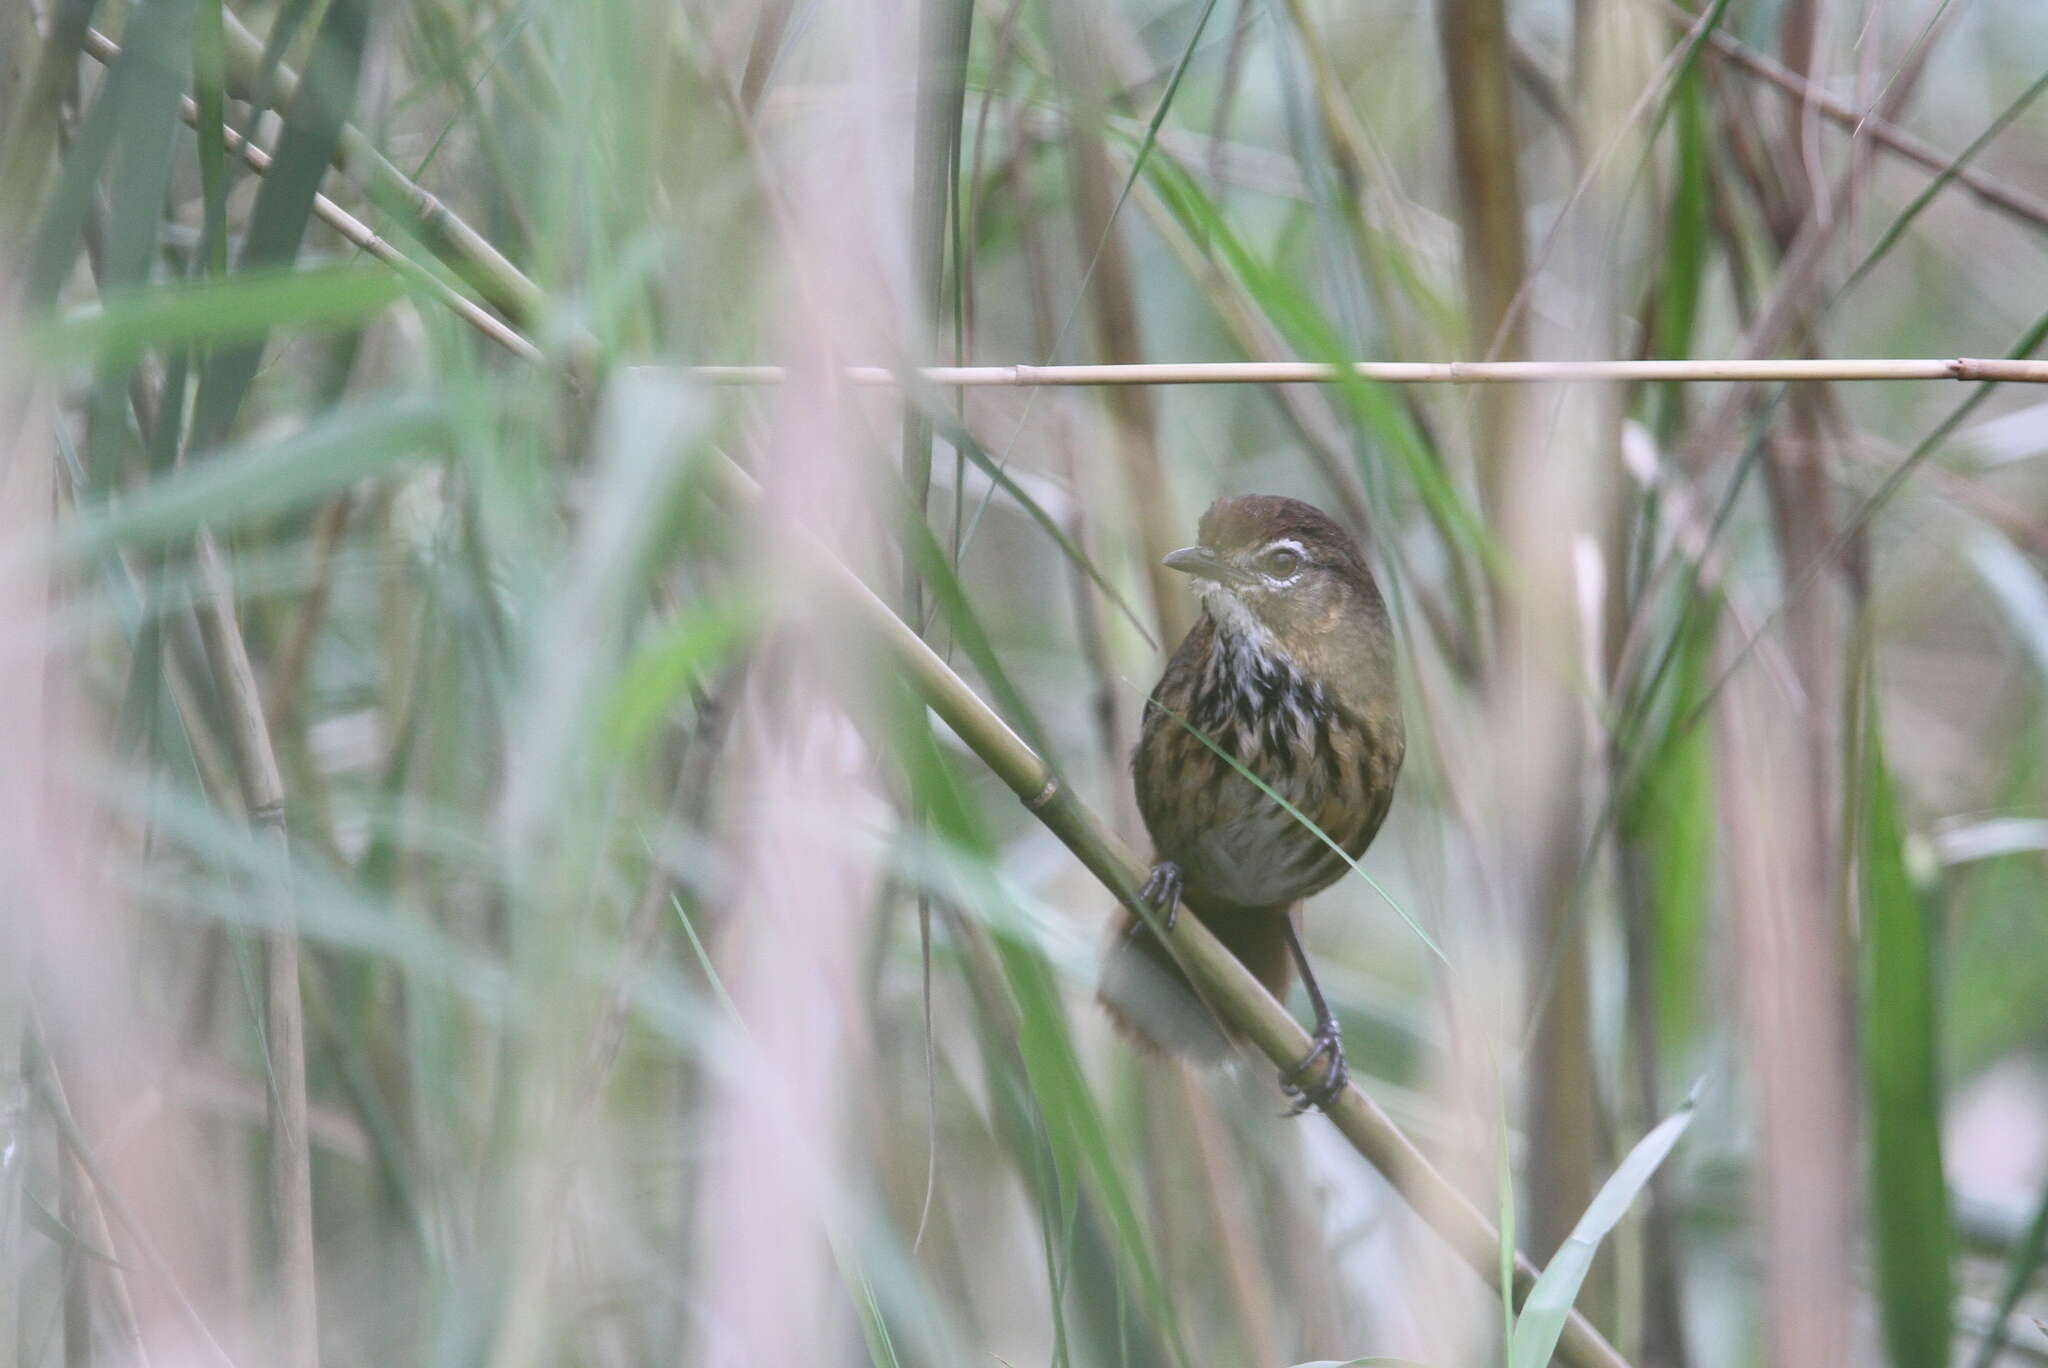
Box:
[1138,861,1184,933]
[1280,1019,1347,1116]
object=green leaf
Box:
[36,263,412,367]
[1858,696,1953,1368]
[1508,1091,1698,1368]
[1619,596,1720,1050]
[187,0,369,453]
[54,395,448,560]
[599,600,757,758]
[925,403,1159,651]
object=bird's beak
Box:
[1162,545,1231,585]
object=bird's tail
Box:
[1098,896,1296,1060]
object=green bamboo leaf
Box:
[1619,597,1719,1050]
[1858,694,1953,1368]
[37,263,411,367]
[1508,1091,1698,1368]
[53,395,449,560]
[599,600,757,759]
[1841,66,2048,299]
[896,481,1059,759]
[192,0,231,278]
[21,8,127,308]
[1652,68,1709,438]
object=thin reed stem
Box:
[679,357,2048,385]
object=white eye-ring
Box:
[1259,542,1304,581]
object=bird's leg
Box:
[1279,915,1347,1115]
[1138,861,1184,932]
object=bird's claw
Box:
[1280,1021,1347,1116]
[1139,861,1183,933]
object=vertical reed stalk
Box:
[192,534,321,1368]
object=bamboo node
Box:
[1022,774,1060,811]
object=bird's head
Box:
[1163,494,1388,664]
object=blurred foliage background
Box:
[3,0,2048,1365]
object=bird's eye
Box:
[1262,547,1302,578]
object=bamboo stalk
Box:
[191,534,320,1368]
[681,357,2048,385]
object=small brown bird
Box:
[1104,495,1404,1110]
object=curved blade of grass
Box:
[1855,680,1953,1368]
[923,401,1157,650]
[1508,1090,1698,1368]
[1141,689,1446,965]
[1966,529,2048,686]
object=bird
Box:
[1102,494,1404,1112]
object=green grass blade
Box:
[598,599,757,759]
[54,394,449,560]
[923,402,1158,649]
[192,0,231,278]
[1857,685,1953,1368]
[38,263,411,366]
[187,0,369,452]
[1508,1091,1698,1368]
